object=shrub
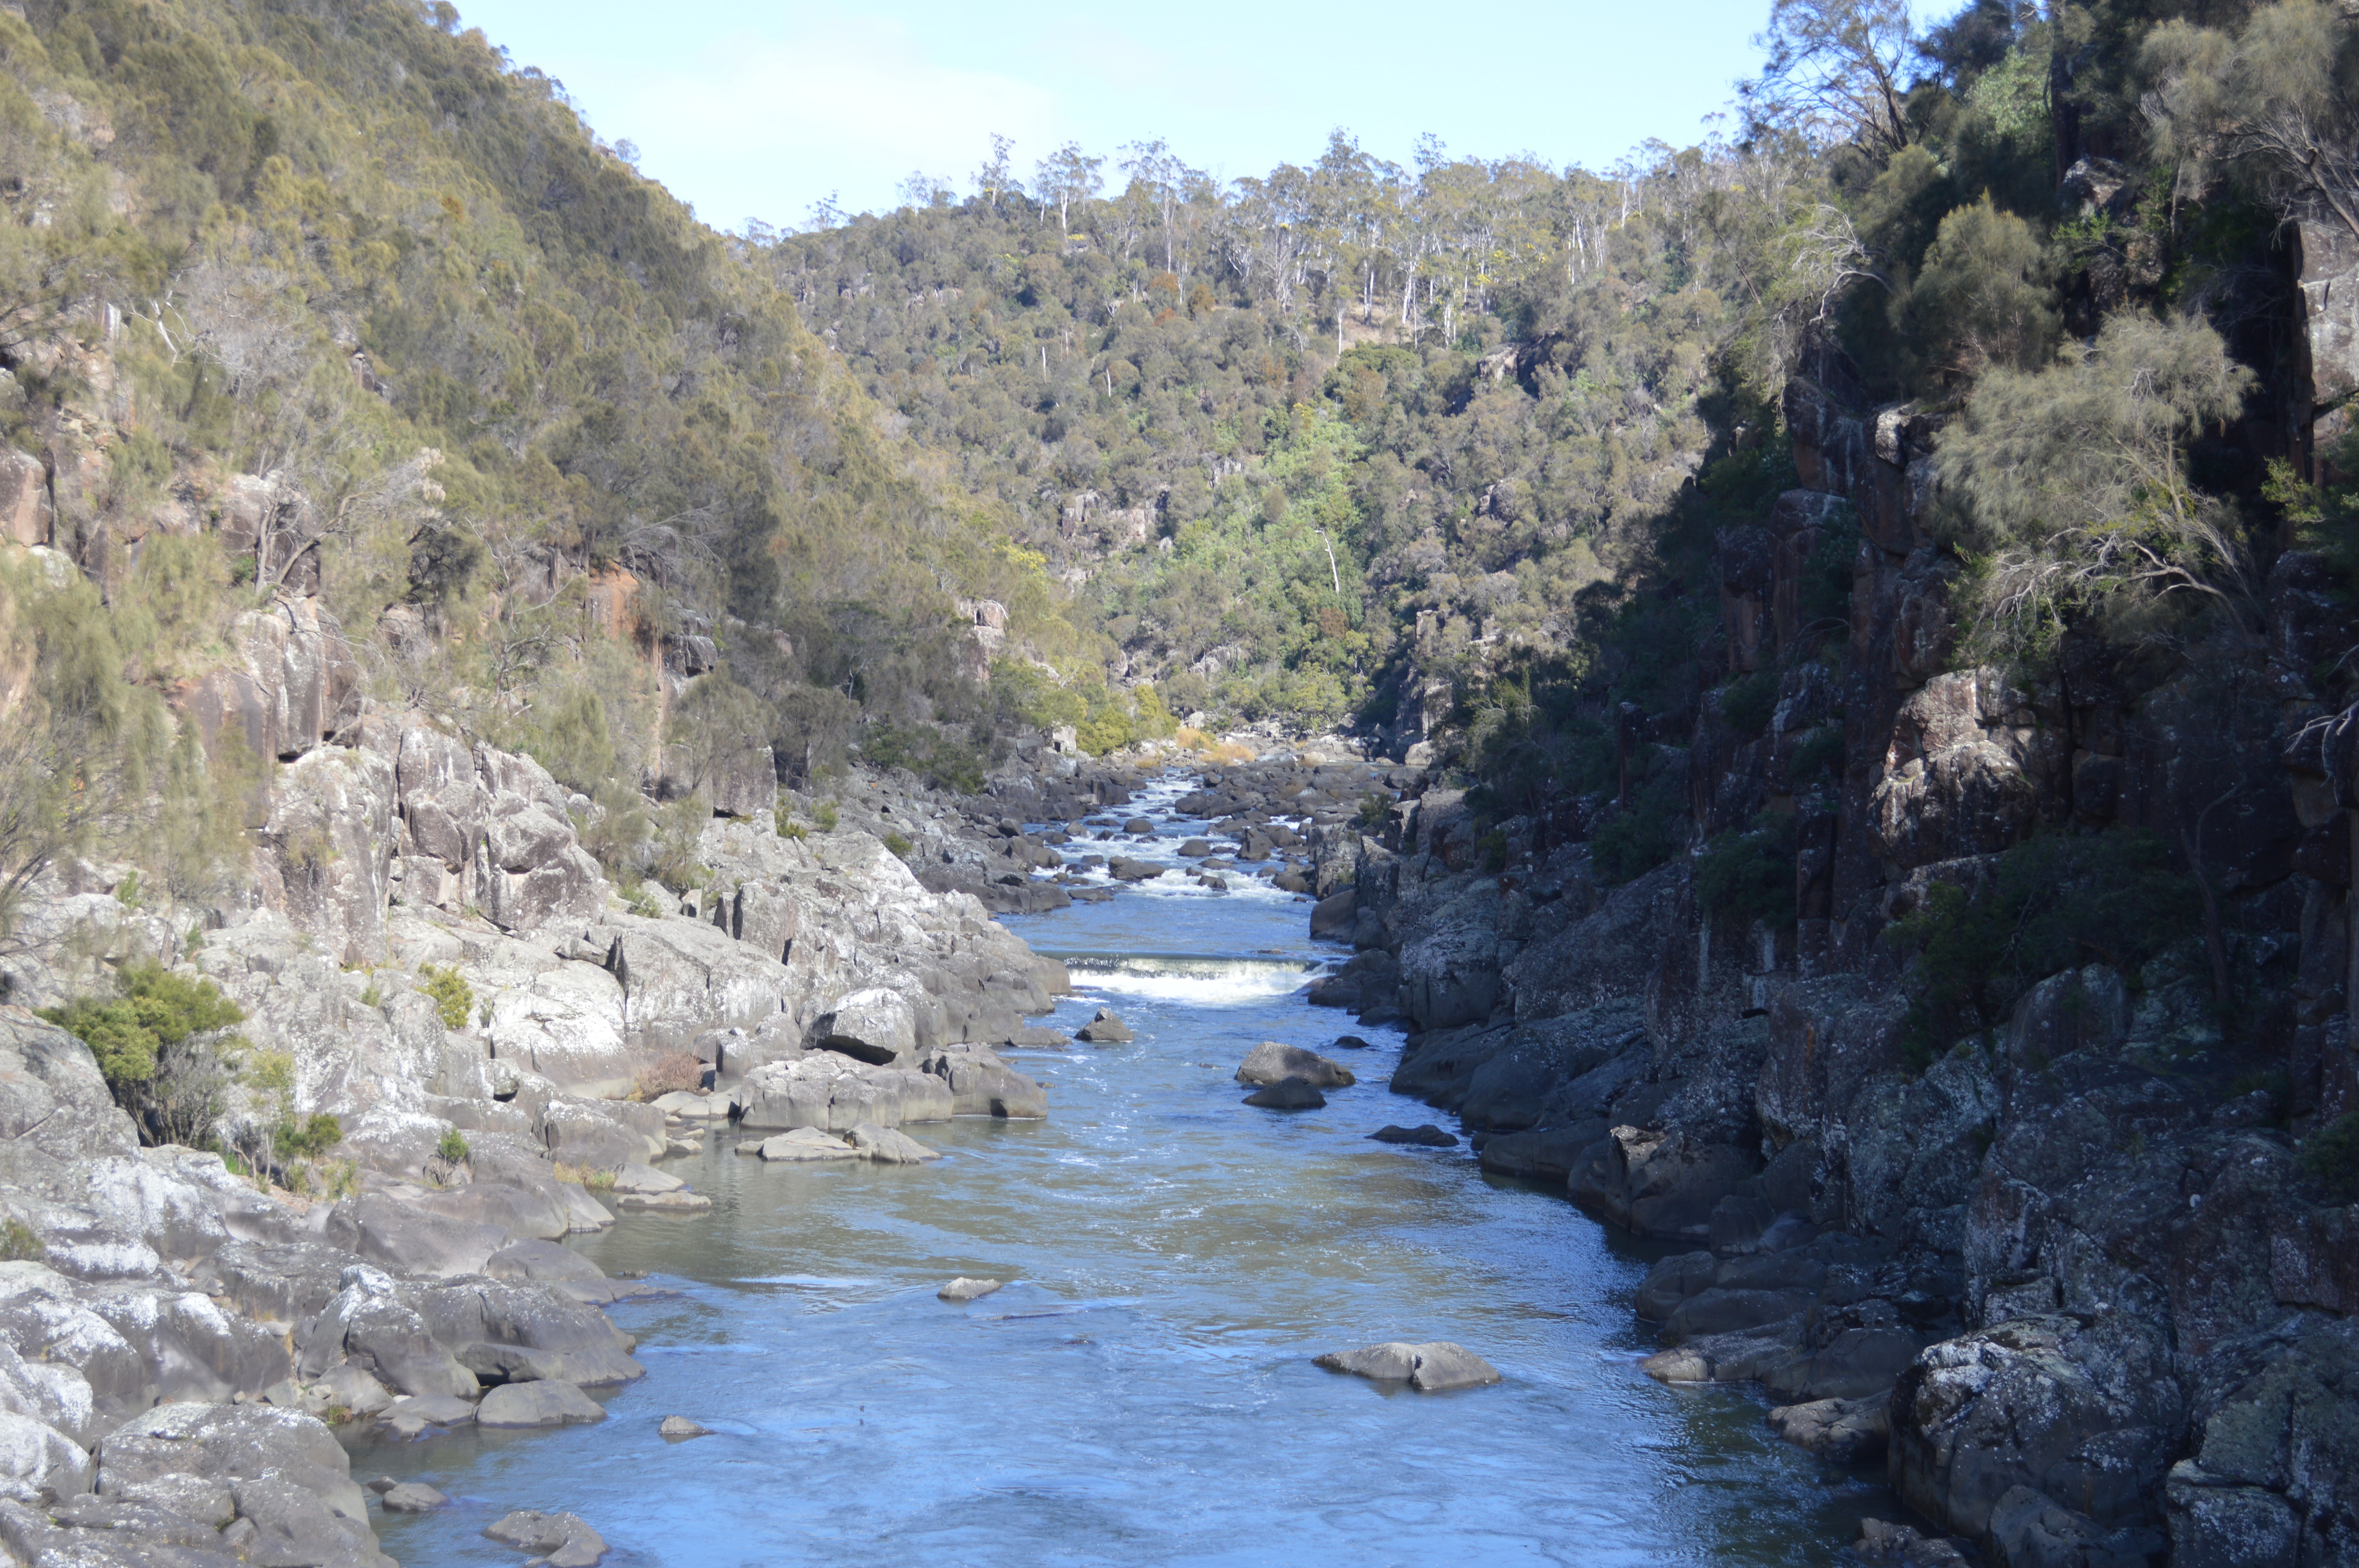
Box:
[2300,1113,2359,1203]
[1357,792,1390,829]
[1695,813,1799,928]
[1884,830,2202,1055]
[436,1127,472,1166]
[274,1112,343,1162]
[1591,769,1687,885]
[1787,725,1846,789]
[814,802,839,832]
[42,964,247,1143]
[0,1218,44,1263]
[1718,672,1779,739]
[773,806,807,840]
[633,1050,705,1100]
[418,965,473,1031]
[883,831,914,859]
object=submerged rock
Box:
[938,1278,1002,1303]
[1314,1341,1500,1392]
[658,1416,711,1439]
[1245,1079,1326,1109]
[1766,1395,1890,1464]
[485,1508,607,1566]
[381,1482,447,1512]
[1370,1124,1458,1147]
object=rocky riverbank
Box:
[0,698,1129,1564]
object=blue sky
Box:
[448,0,1899,233]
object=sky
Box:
[445,0,1863,234]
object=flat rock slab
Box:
[939,1277,1003,1303]
[381,1483,447,1513]
[651,1090,733,1119]
[848,1122,941,1163]
[1315,1341,1501,1392]
[1245,1079,1327,1109]
[1074,1007,1134,1044]
[742,1128,859,1161]
[380,1394,477,1439]
[605,1162,685,1196]
[476,1380,606,1429]
[658,1416,711,1439]
[1236,1041,1355,1087]
[608,1189,712,1214]
[1370,1124,1458,1147]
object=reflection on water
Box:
[358,779,1890,1566]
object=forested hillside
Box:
[0,0,1109,922]
[776,0,2352,867]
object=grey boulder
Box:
[476,1379,605,1429]
[658,1416,711,1439]
[380,1482,447,1512]
[742,1128,858,1162]
[485,1508,607,1566]
[848,1123,941,1163]
[1074,1008,1134,1044]
[1236,1042,1355,1088]
[1370,1124,1458,1147]
[1245,1079,1327,1109]
[1314,1341,1501,1391]
[938,1278,1002,1303]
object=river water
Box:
[361,775,1886,1566]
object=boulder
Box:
[381,1482,447,1512]
[1245,1079,1327,1109]
[1568,1127,1755,1241]
[94,1403,371,1537]
[847,1123,941,1163]
[475,1379,604,1429]
[1767,1395,1891,1465]
[1314,1341,1501,1392]
[917,1045,1048,1119]
[485,1509,606,1566]
[1370,1124,1458,1147]
[743,1128,858,1162]
[1235,1042,1355,1088]
[1890,1316,2181,1541]
[376,1394,476,1439]
[1310,887,1358,940]
[1990,1485,2164,1568]
[608,1189,712,1214]
[938,1278,1002,1303]
[605,1162,684,1196]
[812,987,918,1065]
[1074,1008,1133,1044]
[658,1416,711,1439]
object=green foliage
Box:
[1788,725,1847,789]
[1897,196,2057,386]
[1942,314,2257,665]
[882,831,914,860]
[1695,813,1799,927]
[0,1218,44,1263]
[1883,831,2203,1054]
[40,962,244,1093]
[860,722,988,793]
[773,809,808,841]
[1718,672,1780,739]
[2300,1113,2359,1203]
[1591,767,1687,886]
[813,802,840,833]
[436,1127,472,1166]
[418,964,473,1032]
[1357,792,1391,829]
[274,1112,342,1162]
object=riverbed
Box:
[360,774,1887,1566]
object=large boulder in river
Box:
[1236,1042,1354,1088]
[1315,1341,1500,1391]
[94,1402,375,1544]
[1244,1079,1326,1109]
[733,1056,955,1132]
[917,1045,1047,1118]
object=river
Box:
[359,773,1886,1566]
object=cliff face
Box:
[1323,218,2359,1566]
